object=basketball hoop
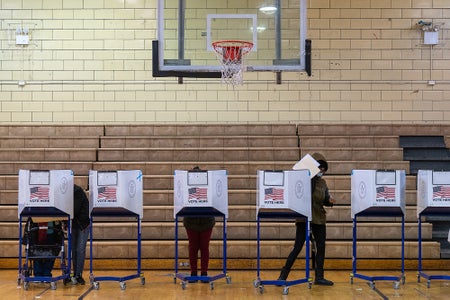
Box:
[212,40,254,87]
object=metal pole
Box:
[178,0,186,83]
[275,0,282,84]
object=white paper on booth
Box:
[292,153,320,178]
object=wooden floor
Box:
[3,269,450,300]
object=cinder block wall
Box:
[0,1,448,124]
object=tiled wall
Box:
[0,0,448,124]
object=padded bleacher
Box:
[0,124,448,270]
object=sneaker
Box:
[314,278,334,286]
[75,276,86,285]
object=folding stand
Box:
[418,208,450,287]
[254,211,312,296]
[350,208,405,289]
[18,207,72,290]
[89,209,145,290]
[174,207,231,290]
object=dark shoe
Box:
[200,272,209,283]
[277,267,290,281]
[76,276,86,285]
[188,272,198,283]
[314,278,334,286]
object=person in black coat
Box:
[278,153,336,286]
[70,184,90,285]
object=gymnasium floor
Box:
[2,269,450,300]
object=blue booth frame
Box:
[418,207,450,287]
[89,208,145,290]
[18,206,72,291]
[350,207,405,289]
[254,211,312,296]
[174,207,231,290]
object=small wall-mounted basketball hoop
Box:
[212,40,254,87]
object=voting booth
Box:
[89,170,143,218]
[17,169,74,289]
[18,169,74,219]
[350,170,406,289]
[351,169,406,218]
[416,170,450,286]
[256,170,311,218]
[88,170,145,290]
[173,169,230,289]
[173,169,228,218]
[255,169,312,295]
[417,170,450,216]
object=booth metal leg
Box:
[350,215,404,289]
[90,215,145,290]
[255,216,312,295]
[174,214,230,290]
[417,214,450,287]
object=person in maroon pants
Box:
[183,216,215,282]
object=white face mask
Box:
[317,172,323,177]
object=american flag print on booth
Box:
[264,187,284,202]
[98,186,117,202]
[376,186,396,200]
[30,186,50,202]
[188,187,207,200]
[433,185,450,199]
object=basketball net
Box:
[212,40,254,87]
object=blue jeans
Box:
[72,226,89,277]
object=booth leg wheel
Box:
[181,281,187,290]
[393,281,400,290]
[93,282,99,290]
[210,282,214,290]
[23,281,29,291]
[141,277,145,285]
[402,275,406,285]
[119,281,126,290]
[253,279,260,288]
[427,280,431,288]
[308,281,313,289]
[50,282,57,290]
[368,282,375,289]
[282,286,289,295]
[226,275,232,284]
[417,273,420,283]
[350,274,354,284]
[258,285,264,294]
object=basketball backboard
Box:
[155,0,308,78]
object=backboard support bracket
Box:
[152,40,222,84]
[275,39,311,84]
[305,39,312,76]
